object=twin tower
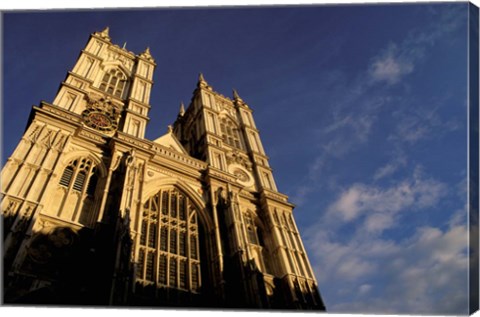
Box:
[1,27,325,310]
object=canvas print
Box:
[1,2,478,315]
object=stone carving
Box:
[225,149,252,171]
[82,94,121,133]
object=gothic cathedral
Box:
[1,28,325,310]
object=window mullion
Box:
[186,198,191,291]
[155,197,161,287]
[166,190,171,287]
[73,162,93,223]
[72,160,93,222]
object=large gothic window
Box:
[220,117,243,149]
[55,157,98,225]
[136,188,201,293]
[99,69,127,98]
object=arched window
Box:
[220,117,243,149]
[55,157,99,225]
[136,188,201,293]
[59,158,97,196]
[99,69,127,98]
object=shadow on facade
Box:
[2,203,324,310]
[215,195,326,311]
[2,214,110,305]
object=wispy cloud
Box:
[369,45,414,85]
[301,5,464,184]
[327,167,447,232]
[304,181,467,314]
[373,153,407,181]
[389,100,463,144]
[291,5,467,315]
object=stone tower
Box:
[1,28,325,310]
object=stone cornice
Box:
[37,102,82,125]
[260,189,294,207]
[205,166,237,184]
[77,129,108,144]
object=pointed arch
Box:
[60,151,107,178]
[218,113,244,149]
[142,177,212,230]
[97,63,130,98]
[102,61,131,77]
[42,151,107,227]
[136,178,211,294]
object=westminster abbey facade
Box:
[1,28,325,310]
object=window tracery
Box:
[136,188,201,293]
[56,157,99,225]
[59,158,97,197]
[99,69,127,98]
[220,117,243,149]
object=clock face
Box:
[88,112,111,127]
[82,109,118,133]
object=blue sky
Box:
[2,3,472,314]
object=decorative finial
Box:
[139,47,154,62]
[198,73,208,88]
[122,42,127,49]
[179,102,185,116]
[96,27,111,41]
[167,125,173,133]
[233,89,242,101]
[101,26,110,36]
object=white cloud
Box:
[320,113,376,158]
[369,53,414,85]
[327,171,447,231]
[294,6,468,315]
[389,102,464,145]
[304,209,468,314]
[301,163,468,314]
[358,284,372,295]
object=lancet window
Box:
[99,69,127,98]
[55,157,99,226]
[136,188,201,293]
[220,117,243,149]
[59,158,97,197]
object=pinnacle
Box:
[197,73,208,88]
[140,46,154,62]
[233,88,244,103]
[233,89,240,100]
[95,27,111,41]
[179,102,185,116]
